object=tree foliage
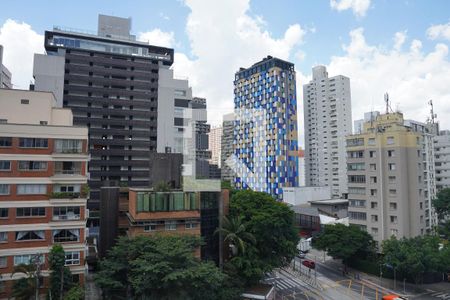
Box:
[95,235,239,300]
[433,188,450,220]
[48,244,73,300]
[226,190,299,285]
[382,235,449,284]
[63,286,85,300]
[11,264,37,300]
[215,215,256,255]
[313,224,376,264]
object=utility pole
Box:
[32,253,42,300]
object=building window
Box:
[0,256,6,268]
[0,161,11,171]
[0,137,12,147]
[349,200,366,207]
[136,192,198,213]
[16,207,46,217]
[0,208,8,218]
[53,185,80,193]
[369,164,376,171]
[347,151,364,158]
[0,184,10,195]
[18,161,48,171]
[54,139,83,153]
[387,137,395,145]
[19,138,48,148]
[389,189,397,196]
[371,202,378,209]
[17,184,47,195]
[53,229,80,243]
[165,221,177,231]
[185,222,198,229]
[348,175,366,183]
[348,187,365,195]
[371,227,378,235]
[349,212,366,220]
[65,251,80,266]
[14,254,44,266]
[368,138,376,146]
[346,138,364,147]
[53,207,80,220]
[371,215,378,222]
[420,202,423,209]
[389,202,397,210]
[390,229,398,237]
[348,163,365,171]
[388,150,395,157]
[390,216,398,224]
[370,177,377,184]
[369,151,376,158]
[388,176,396,184]
[370,189,377,196]
[420,215,424,223]
[144,225,156,232]
[21,99,30,104]
[0,232,7,242]
[15,230,45,241]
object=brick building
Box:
[0,89,88,297]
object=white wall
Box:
[282,186,332,206]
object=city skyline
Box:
[1,0,450,147]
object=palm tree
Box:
[11,264,37,300]
[215,216,256,256]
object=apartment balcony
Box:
[52,213,81,221]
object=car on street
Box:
[301,259,315,269]
[297,251,306,259]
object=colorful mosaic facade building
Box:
[233,56,299,199]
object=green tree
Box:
[48,244,73,300]
[226,190,299,285]
[63,286,85,300]
[95,235,239,300]
[153,181,171,192]
[382,235,445,284]
[313,224,376,265]
[433,188,450,219]
[215,216,256,255]
[11,264,37,300]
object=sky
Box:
[1,0,450,147]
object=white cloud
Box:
[393,31,407,51]
[326,27,450,131]
[138,29,175,48]
[330,0,371,17]
[0,19,44,89]
[159,12,170,21]
[174,0,306,125]
[427,22,450,41]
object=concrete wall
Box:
[33,54,65,107]
[283,186,332,206]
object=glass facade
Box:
[136,191,198,213]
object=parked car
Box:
[302,259,315,269]
[297,251,306,259]
[382,295,407,300]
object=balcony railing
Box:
[54,169,82,175]
[50,192,81,199]
[54,148,83,154]
[53,214,81,221]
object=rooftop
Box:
[310,199,349,205]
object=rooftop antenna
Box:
[384,92,393,114]
[429,100,437,125]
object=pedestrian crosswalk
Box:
[264,273,302,291]
[429,291,450,299]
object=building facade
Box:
[220,113,235,183]
[33,15,174,215]
[435,130,450,191]
[209,126,222,168]
[233,56,299,199]
[303,66,352,198]
[347,112,426,244]
[0,89,88,297]
[0,46,12,89]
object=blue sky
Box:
[1,0,450,136]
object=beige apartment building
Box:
[346,112,426,245]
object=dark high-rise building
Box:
[33,15,174,218]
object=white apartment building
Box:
[303,66,352,198]
[435,130,450,191]
[209,126,222,168]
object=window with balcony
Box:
[19,138,48,148]
[347,151,364,158]
[0,137,12,147]
[65,251,80,266]
[15,230,45,241]
[17,184,47,195]
[18,161,48,171]
[14,254,44,266]
[0,184,9,195]
[165,221,177,231]
[54,139,83,153]
[348,187,365,195]
[349,200,366,207]
[346,138,364,147]
[348,175,366,183]
[54,162,82,175]
[16,207,46,217]
[0,161,10,171]
[53,207,80,220]
[53,229,80,243]
[348,163,365,171]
